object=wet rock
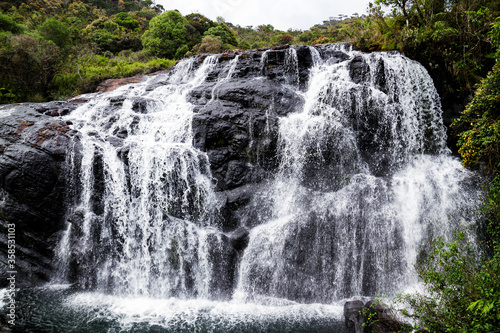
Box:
[190,60,303,193]
[374,58,388,94]
[34,97,89,117]
[229,227,250,252]
[344,300,408,333]
[95,74,144,93]
[0,104,75,286]
[0,43,395,293]
[217,183,261,232]
[363,300,406,333]
[207,233,238,299]
[350,55,371,84]
[344,300,365,333]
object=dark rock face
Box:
[0,101,80,286]
[0,46,322,289]
[190,49,310,194]
[187,46,320,232]
[229,226,250,252]
[0,45,389,289]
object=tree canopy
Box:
[141,10,189,59]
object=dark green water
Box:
[1,287,348,333]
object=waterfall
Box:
[234,45,478,303]
[58,55,228,298]
[57,45,480,310]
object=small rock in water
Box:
[229,227,250,252]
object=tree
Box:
[452,16,500,175]
[185,13,216,49]
[185,13,216,34]
[39,18,71,49]
[374,0,412,26]
[0,33,60,101]
[204,23,238,47]
[141,10,189,59]
[257,24,274,42]
[113,12,139,30]
[453,57,500,173]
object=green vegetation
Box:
[396,233,500,332]
[141,10,190,59]
[0,1,244,103]
[0,0,168,103]
[453,55,500,174]
[1,0,500,331]
[232,23,302,49]
[8,0,495,112]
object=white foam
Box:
[66,292,345,329]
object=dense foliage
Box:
[0,0,499,106]
[141,10,190,59]
[0,0,170,103]
[0,1,245,103]
[453,18,500,174]
[397,233,500,332]
[451,17,500,253]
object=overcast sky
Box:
[155,0,370,31]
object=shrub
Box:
[453,56,500,173]
[396,233,500,333]
[272,34,293,46]
[113,12,139,30]
[192,36,222,54]
[174,44,188,59]
[0,33,60,101]
[204,23,237,47]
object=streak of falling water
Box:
[210,55,240,102]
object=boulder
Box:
[344,300,365,333]
[229,226,250,252]
[344,299,408,333]
[363,300,406,333]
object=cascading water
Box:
[57,56,228,298]
[234,45,474,303]
[45,44,481,331]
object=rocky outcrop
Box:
[0,46,324,287]
[0,100,82,286]
[363,300,406,333]
[188,45,358,231]
[344,300,365,333]
[189,47,312,193]
[95,69,171,93]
